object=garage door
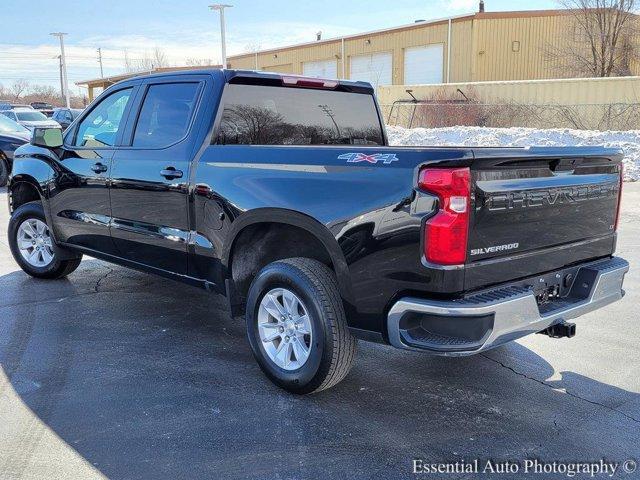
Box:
[403,44,444,85]
[349,52,392,89]
[262,63,294,74]
[303,59,338,79]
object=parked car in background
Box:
[30,102,54,110]
[0,108,60,131]
[52,107,83,129]
[31,102,56,118]
[0,114,30,186]
[0,104,34,110]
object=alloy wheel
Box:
[257,288,313,370]
[17,218,55,268]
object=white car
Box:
[0,108,60,131]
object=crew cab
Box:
[6,69,628,394]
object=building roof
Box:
[76,65,222,89]
[227,9,576,61]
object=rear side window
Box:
[215,84,384,146]
[132,83,199,148]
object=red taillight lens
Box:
[419,167,471,265]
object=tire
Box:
[0,157,8,187]
[246,257,357,394]
[8,201,82,279]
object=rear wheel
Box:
[8,202,82,279]
[0,157,8,187]
[246,258,357,394]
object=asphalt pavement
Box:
[0,185,639,480]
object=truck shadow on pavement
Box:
[1,259,639,480]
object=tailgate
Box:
[466,147,622,288]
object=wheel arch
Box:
[8,175,46,214]
[222,208,354,309]
[8,147,57,214]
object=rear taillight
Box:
[418,167,471,265]
[615,164,624,231]
[282,76,339,89]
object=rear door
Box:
[109,76,205,275]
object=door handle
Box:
[160,167,183,179]
[91,162,108,174]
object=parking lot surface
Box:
[0,185,639,480]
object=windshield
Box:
[0,114,29,134]
[15,111,48,122]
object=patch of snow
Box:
[387,126,640,181]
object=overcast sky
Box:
[0,0,557,94]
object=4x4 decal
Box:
[338,153,399,164]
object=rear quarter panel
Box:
[193,145,473,334]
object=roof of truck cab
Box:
[110,68,375,93]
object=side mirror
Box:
[31,127,63,149]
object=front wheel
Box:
[245,258,357,394]
[8,201,82,279]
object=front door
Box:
[109,80,203,275]
[49,86,137,254]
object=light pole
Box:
[56,55,64,100]
[50,32,70,108]
[209,4,232,68]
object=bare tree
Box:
[549,0,639,77]
[10,79,30,101]
[0,80,86,108]
[186,57,216,66]
[244,42,262,53]
[124,47,170,72]
[151,47,168,69]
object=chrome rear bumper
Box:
[387,257,629,355]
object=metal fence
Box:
[381,101,640,131]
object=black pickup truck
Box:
[6,69,628,394]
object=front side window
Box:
[74,88,132,147]
[132,83,199,148]
[215,84,384,146]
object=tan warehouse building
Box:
[227,8,639,87]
